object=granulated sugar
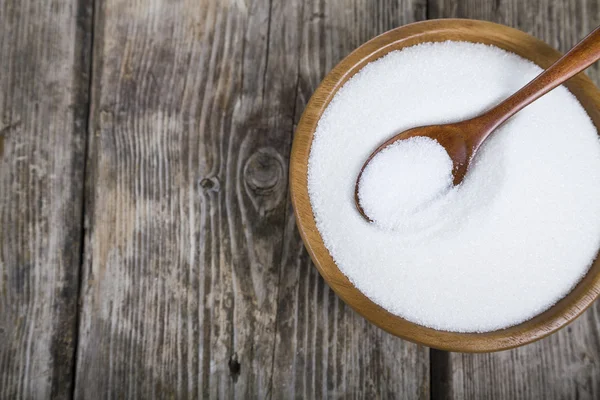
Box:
[358,137,453,230]
[307,41,600,332]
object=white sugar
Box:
[307,41,600,332]
[358,137,453,230]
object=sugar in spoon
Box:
[355,26,600,221]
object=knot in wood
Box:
[243,147,285,215]
[199,176,220,192]
[228,353,241,383]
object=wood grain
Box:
[0,0,91,398]
[429,1,600,398]
[75,0,292,397]
[271,1,430,398]
[75,0,430,397]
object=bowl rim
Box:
[289,18,600,352]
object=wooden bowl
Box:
[289,19,600,352]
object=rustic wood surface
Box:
[0,0,91,398]
[0,0,599,399]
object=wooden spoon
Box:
[355,26,600,221]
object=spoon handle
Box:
[470,25,600,144]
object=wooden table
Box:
[1,0,599,398]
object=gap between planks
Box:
[71,0,97,397]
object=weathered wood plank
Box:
[429,1,600,398]
[0,0,91,398]
[270,0,430,398]
[75,0,302,397]
[76,0,432,397]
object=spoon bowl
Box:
[354,123,472,220]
